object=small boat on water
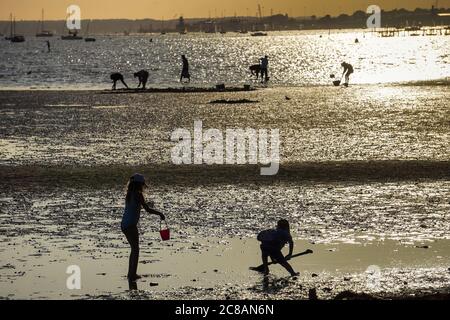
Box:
[7,15,25,42]
[445,26,450,36]
[84,20,96,42]
[36,9,54,37]
[62,29,83,40]
[251,32,268,37]
[11,35,25,42]
[405,26,421,32]
[36,31,53,37]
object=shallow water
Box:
[0,30,449,90]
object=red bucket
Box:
[159,221,170,241]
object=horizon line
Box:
[1,6,450,22]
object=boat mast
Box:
[10,13,13,38]
[41,9,44,32]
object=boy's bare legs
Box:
[280,261,299,277]
[262,252,270,275]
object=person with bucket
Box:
[121,174,166,282]
[341,62,354,87]
[257,219,300,277]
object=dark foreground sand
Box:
[1,86,449,299]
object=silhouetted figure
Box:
[341,62,354,87]
[260,55,269,82]
[46,41,51,53]
[110,73,129,90]
[249,64,261,79]
[257,219,299,276]
[121,174,165,282]
[355,38,359,43]
[180,55,190,83]
[134,70,149,89]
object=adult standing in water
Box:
[180,55,190,83]
[121,174,165,282]
[341,62,354,87]
[260,55,269,82]
[46,41,51,53]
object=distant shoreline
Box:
[0,6,449,35]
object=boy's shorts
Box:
[261,245,287,264]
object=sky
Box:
[1,0,449,20]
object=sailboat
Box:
[8,15,25,42]
[160,17,166,35]
[36,9,54,37]
[84,20,96,42]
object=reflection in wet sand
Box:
[0,85,449,299]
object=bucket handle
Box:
[160,220,169,230]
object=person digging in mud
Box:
[341,62,354,87]
[257,219,299,277]
[134,70,149,89]
[110,72,129,90]
[121,174,165,282]
[249,64,261,80]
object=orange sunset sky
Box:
[1,0,449,20]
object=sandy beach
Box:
[1,85,449,300]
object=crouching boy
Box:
[257,219,299,276]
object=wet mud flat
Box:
[1,172,449,300]
[1,86,449,299]
[1,85,449,165]
[1,225,450,300]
